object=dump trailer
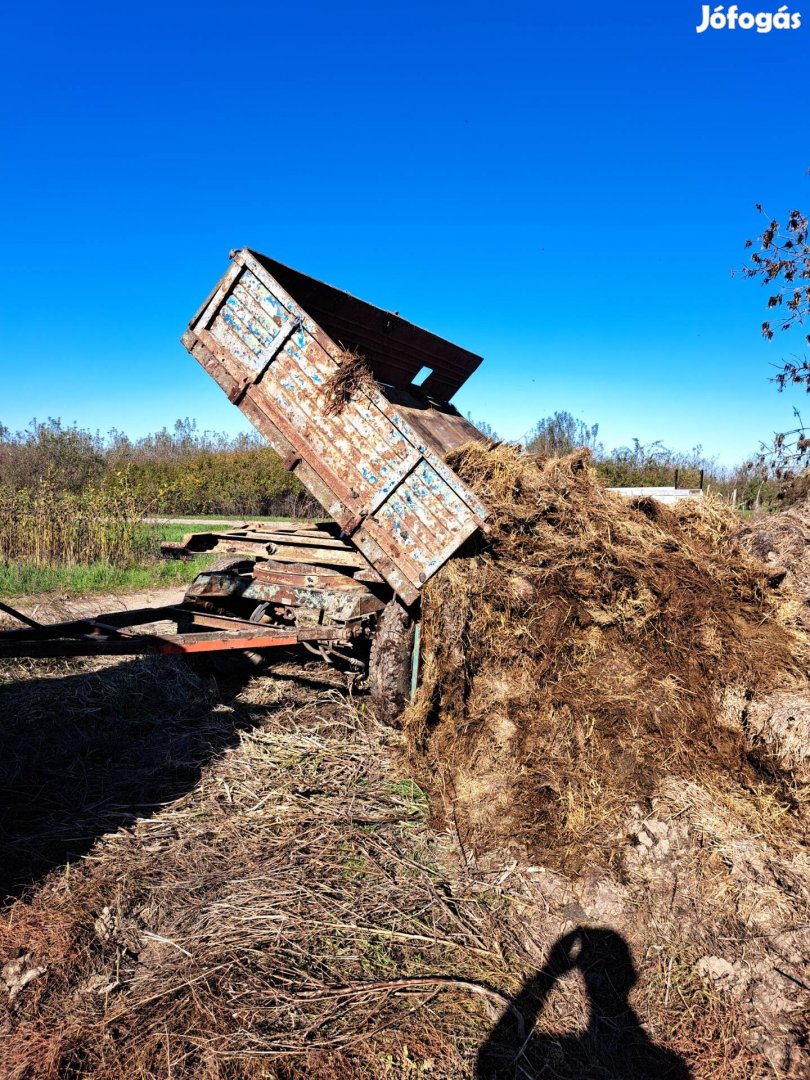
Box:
[0,251,489,717]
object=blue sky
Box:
[1,0,808,465]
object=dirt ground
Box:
[0,584,808,1078]
[0,587,188,630]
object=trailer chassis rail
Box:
[0,601,354,660]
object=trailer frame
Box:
[0,600,355,660]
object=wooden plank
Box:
[256,532,357,551]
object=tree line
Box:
[0,410,780,520]
[0,418,318,518]
[469,411,779,509]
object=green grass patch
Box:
[384,778,430,821]
[153,519,329,543]
[158,514,300,523]
[0,556,212,598]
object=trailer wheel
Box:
[366,599,415,725]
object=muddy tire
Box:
[367,599,415,725]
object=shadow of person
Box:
[476,927,692,1079]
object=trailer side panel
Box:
[182,251,488,605]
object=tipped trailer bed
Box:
[0,252,489,715]
[181,249,488,605]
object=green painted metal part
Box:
[410,621,421,702]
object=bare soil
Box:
[0,586,187,630]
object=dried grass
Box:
[0,664,515,1079]
[322,350,376,417]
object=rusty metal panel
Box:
[382,386,490,456]
[182,250,489,605]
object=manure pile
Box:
[736,498,810,633]
[406,440,810,1071]
[406,443,809,866]
[404,445,810,1070]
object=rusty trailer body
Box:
[181,249,488,606]
[0,254,488,715]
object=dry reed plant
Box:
[0,481,153,567]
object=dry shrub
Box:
[322,349,375,416]
[404,443,809,869]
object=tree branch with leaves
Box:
[739,180,810,484]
